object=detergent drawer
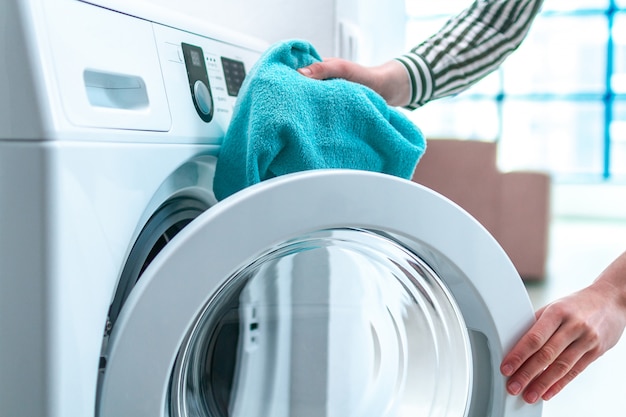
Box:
[43,0,171,132]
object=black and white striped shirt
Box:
[396,0,544,109]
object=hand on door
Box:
[501,251,626,403]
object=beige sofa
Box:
[411,139,551,280]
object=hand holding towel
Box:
[213,39,426,200]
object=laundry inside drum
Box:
[169,228,473,417]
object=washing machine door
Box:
[98,170,541,417]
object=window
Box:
[405,0,626,182]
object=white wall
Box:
[336,0,406,65]
[145,0,406,64]
[147,0,337,55]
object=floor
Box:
[524,216,626,416]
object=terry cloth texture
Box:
[213,39,426,201]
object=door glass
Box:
[169,229,472,417]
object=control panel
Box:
[152,23,263,143]
[181,43,249,123]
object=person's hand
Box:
[501,272,626,404]
[298,58,411,107]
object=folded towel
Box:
[213,39,426,201]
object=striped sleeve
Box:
[395,0,544,109]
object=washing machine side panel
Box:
[0,140,217,417]
[0,142,143,417]
[49,142,216,417]
[0,143,54,417]
[0,0,49,140]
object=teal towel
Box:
[213,39,426,201]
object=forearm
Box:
[590,251,626,312]
[396,0,544,109]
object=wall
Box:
[145,0,406,64]
[335,0,406,65]
[146,0,336,56]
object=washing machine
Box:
[0,1,542,417]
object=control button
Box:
[163,42,183,63]
[193,80,212,117]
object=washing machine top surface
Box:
[98,169,541,417]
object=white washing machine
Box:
[0,1,542,417]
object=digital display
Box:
[190,49,202,67]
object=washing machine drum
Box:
[98,170,541,417]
